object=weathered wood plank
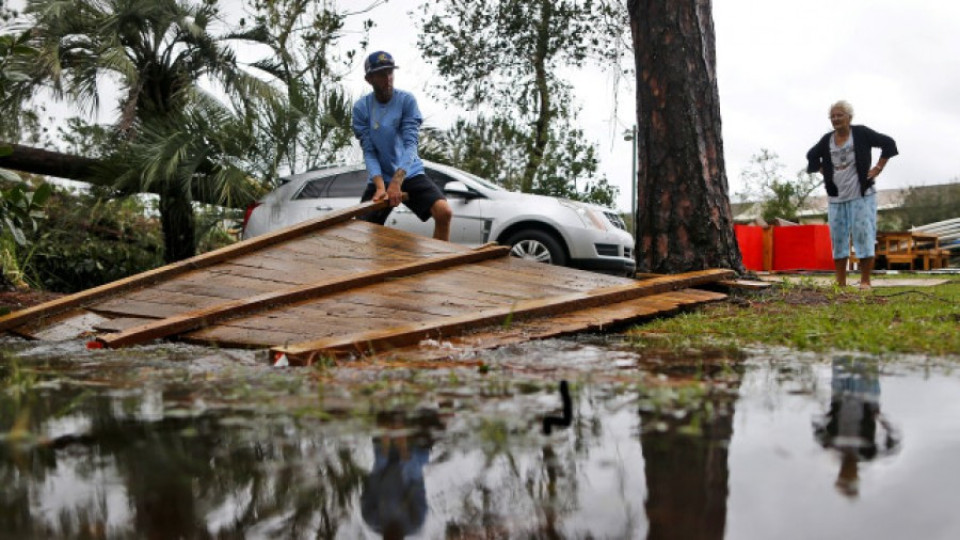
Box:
[153,274,284,299]
[272,269,735,363]
[215,247,364,274]
[453,263,598,294]
[715,279,773,290]
[406,266,574,302]
[96,245,510,347]
[14,310,111,341]
[186,307,429,346]
[335,220,468,255]
[364,277,528,308]
[92,317,157,333]
[351,288,728,364]
[181,273,542,345]
[473,256,632,288]
[251,229,425,263]
[0,199,396,331]
[203,262,321,285]
[107,279,479,346]
[89,299,191,320]
[92,289,223,317]
[202,240,423,285]
[216,235,432,280]
[264,241,415,266]
[319,289,504,317]
[183,298,442,345]
[181,326,318,349]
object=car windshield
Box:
[454,169,504,191]
[290,162,508,194]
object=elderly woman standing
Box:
[806,101,898,289]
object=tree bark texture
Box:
[159,189,197,263]
[0,143,98,181]
[628,0,744,274]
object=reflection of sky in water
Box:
[4,348,960,538]
[415,404,646,539]
[331,389,648,539]
[36,455,132,535]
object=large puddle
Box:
[1,336,959,539]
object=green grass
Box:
[630,275,960,356]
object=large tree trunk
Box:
[159,190,197,263]
[0,143,99,181]
[628,0,744,274]
[0,141,238,209]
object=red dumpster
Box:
[734,225,765,271]
[772,224,834,271]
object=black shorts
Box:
[359,173,446,224]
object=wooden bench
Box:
[876,231,946,270]
[930,248,952,269]
[877,231,916,270]
[885,252,915,270]
[912,233,945,270]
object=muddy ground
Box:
[0,289,64,313]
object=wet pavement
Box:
[1,335,959,539]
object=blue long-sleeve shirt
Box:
[352,89,425,184]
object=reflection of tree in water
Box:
[2,352,750,538]
[0,366,110,538]
[443,380,596,538]
[4,365,591,539]
[813,355,900,498]
[0,384,369,538]
[638,356,743,540]
[100,398,371,538]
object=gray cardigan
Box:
[806,125,898,197]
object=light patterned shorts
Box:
[828,193,877,259]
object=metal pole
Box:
[630,124,638,241]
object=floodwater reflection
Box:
[639,357,741,540]
[361,411,441,539]
[813,356,900,498]
[1,342,960,538]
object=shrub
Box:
[23,186,164,293]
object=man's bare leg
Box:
[431,200,453,241]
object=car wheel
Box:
[505,230,567,266]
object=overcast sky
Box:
[347,0,960,212]
[8,0,959,213]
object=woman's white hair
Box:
[829,100,854,118]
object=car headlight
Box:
[560,200,610,231]
[583,208,610,231]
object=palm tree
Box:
[105,95,263,261]
[23,0,274,262]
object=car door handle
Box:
[315,205,334,211]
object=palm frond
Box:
[248,58,286,80]
[222,24,271,44]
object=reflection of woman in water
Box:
[360,411,439,539]
[813,356,899,497]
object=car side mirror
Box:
[444,181,479,199]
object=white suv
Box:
[242,161,636,276]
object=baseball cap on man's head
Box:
[364,51,398,75]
